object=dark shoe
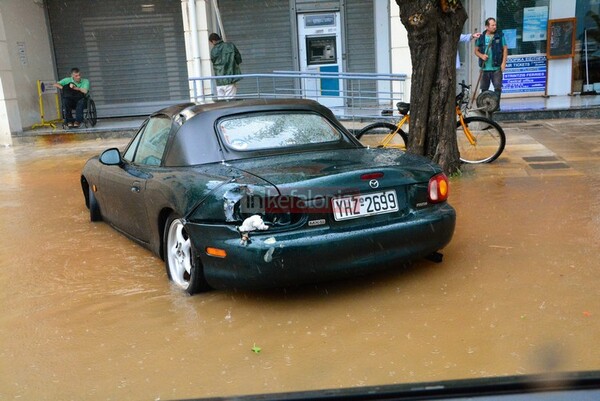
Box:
[72,122,81,129]
[67,122,74,128]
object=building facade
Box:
[0,0,597,146]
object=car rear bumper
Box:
[186,204,456,290]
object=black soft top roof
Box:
[159,98,357,167]
[154,98,333,121]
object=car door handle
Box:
[131,181,141,193]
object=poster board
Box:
[503,55,547,95]
[547,18,576,59]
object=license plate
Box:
[332,190,399,221]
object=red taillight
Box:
[428,173,449,203]
[361,172,384,180]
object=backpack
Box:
[63,83,85,100]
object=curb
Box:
[492,107,600,122]
[11,129,136,145]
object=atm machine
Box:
[297,12,344,111]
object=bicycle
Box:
[355,81,506,164]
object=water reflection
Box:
[1,131,600,400]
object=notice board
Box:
[503,55,547,95]
[547,18,576,59]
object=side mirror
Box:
[99,148,122,166]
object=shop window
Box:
[575,1,600,91]
[496,0,550,55]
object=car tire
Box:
[164,213,211,295]
[88,186,102,222]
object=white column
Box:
[389,0,411,102]
[197,1,213,81]
[482,0,496,20]
[375,0,391,105]
[0,10,18,146]
[547,1,576,95]
[182,0,212,100]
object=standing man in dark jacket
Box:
[474,18,508,108]
[209,33,242,99]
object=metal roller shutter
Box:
[345,0,375,73]
[345,0,376,105]
[212,0,375,103]
[217,0,295,96]
[46,0,189,117]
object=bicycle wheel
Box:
[355,122,408,147]
[457,116,505,164]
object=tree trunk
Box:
[396,0,467,175]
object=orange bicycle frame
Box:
[381,114,409,149]
[455,106,477,145]
[377,106,476,149]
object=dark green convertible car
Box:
[81,99,455,294]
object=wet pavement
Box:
[1,118,600,400]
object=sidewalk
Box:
[14,116,144,144]
[494,93,600,121]
[358,118,600,179]
[13,94,600,142]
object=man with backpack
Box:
[209,33,243,100]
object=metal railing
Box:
[188,71,407,121]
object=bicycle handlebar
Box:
[395,81,471,111]
[459,80,471,90]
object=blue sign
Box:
[503,55,547,94]
[320,65,340,96]
[503,29,517,49]
[523,6,548,42]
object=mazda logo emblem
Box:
[369,179,379,189]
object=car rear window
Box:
[217,112,342,151]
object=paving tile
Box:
[522,156,560,162]
[528,162,571,169]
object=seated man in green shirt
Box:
[53,67,90,128]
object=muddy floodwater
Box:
[1,120,600,400]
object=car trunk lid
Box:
[228,148,442,226]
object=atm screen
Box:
[306,36,336,65]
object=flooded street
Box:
[1,120,600,400]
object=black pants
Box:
[63,97,87,123]
[480,70,503,97]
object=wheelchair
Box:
[60,89,97,129]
